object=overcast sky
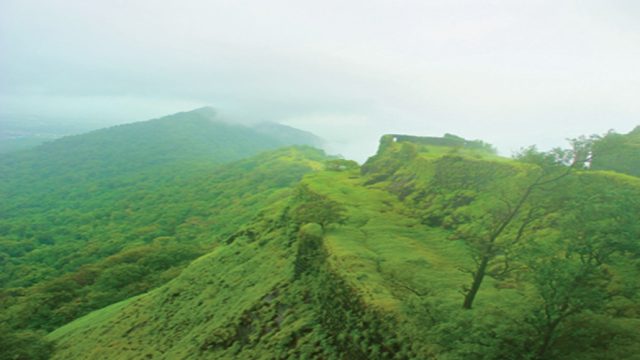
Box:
[1,0,639,160]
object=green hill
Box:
[0,109,328,358]
[0,107,323,287]
[0,107,321,208]
[46,135,640,359]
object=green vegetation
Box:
[0,109,327,359]
[2,120,639,359]
[0,146,327,322]
[0,108,322,287]
[591,126,640,176]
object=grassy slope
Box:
[305,170,471,310]
[305,151,529,324]
[48,138,640,359]
[49,201,315,359]
[46,144,514,359]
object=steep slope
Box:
[0,146,329,330]
[591,126,640,177]
[48,175,401,359]
[49,135,640,359]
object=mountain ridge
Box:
[45,133,640,359]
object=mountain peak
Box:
[163,106,217,121]
[189,106,217,118]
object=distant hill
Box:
[0,107,322,184]
[0,107,322,215]
[591,126,640,176]
[0,106,324,285]
[0,108,328,356]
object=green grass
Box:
[303,170,520,314]
[48,295,139,341]
[48,218,301,359]
[44,135,640,359]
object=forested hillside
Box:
[0,107,321,204]
[0,109,327,359]
[45,134,640,360]
[0,107,322,288]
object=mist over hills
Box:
[0,106,322,154]
[1,108,639,360]
[2,107,321,173]
[3,0,640,357]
